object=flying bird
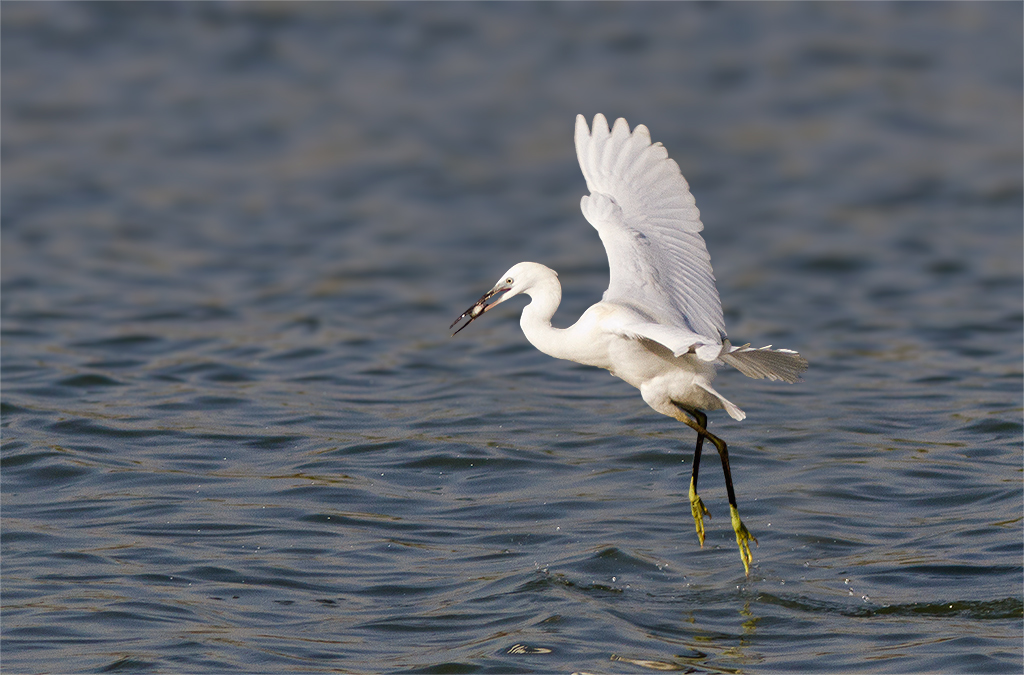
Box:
[451,114,807,575]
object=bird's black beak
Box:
[450,286,508,336]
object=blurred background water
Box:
[2,2,1021,673]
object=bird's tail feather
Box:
[720,341,808,383]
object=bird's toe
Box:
[688,480,711,548]
[730,505,758,576]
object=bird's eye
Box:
[505,277,513,284]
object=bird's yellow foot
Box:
[730,505,758,576]
[689,478,710,548]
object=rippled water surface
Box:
[3,3,1022,673]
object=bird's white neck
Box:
[518,274,579,362]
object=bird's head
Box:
[450,262,556,336]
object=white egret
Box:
[451,114,807,575]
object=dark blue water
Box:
[3,3,1021,673]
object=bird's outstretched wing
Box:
[575,113,725,360]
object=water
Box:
[2,3,1021,673]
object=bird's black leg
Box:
[686,409,710,547]
[675,404,757,576]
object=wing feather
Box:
[575,114,725,358]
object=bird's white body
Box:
[509,263,741,421]
[451,114,807,574]
[455,114,805,424]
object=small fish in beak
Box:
[450,286,509,336]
